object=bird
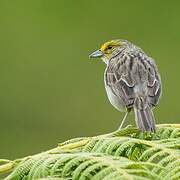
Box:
[89,39,162,132]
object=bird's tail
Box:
[134,97,156,132]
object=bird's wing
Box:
[105,55,135,108]
[105,54,161,108]
[146,58,162,106]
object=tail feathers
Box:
[134,97,156,132]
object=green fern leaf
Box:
[1,124,180,180]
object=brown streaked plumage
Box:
[89,39,162,132]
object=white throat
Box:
[101,56,109,65]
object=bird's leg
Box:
[118,109,130,130]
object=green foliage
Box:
[1,124,180,180]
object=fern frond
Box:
[1,124,180,180]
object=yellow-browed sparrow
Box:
[89,39,162,132]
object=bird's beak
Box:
[89,50,104,59]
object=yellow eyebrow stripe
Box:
[100,40,121,51]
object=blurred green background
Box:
[0,0,179,159]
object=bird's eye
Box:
[107,45,113,50]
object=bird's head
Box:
[89,39,129,64]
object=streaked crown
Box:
[89,39,130,63]
[100,40,123,57]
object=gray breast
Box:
[104,69,126,112]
